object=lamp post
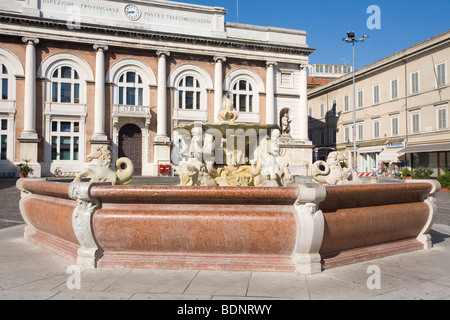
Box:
[342,31,368,172]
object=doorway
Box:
[119,124,142,176]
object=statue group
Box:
[174,97,292,187]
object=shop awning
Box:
[358,146,384,154]
[399,143,450,154]
[377,148,405,163]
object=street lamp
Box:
[342,31,368,172]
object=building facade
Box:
[308,30,450,177]
[307,63,352,89]
[0,0,314,177]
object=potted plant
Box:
[16,159,34,178]
[400,168,412,180]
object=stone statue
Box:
[218,96,239,123]
[280,108,292,135]
[73,145,134,185]
[311,151,360,185]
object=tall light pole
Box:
[342,31,368,172]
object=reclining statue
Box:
[73,145,134,185]
[312,151,360,185]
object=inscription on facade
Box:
[41,0,212,30]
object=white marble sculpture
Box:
[311,151,360,185]
[73,145,134,185]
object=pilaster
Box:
[91,44,109,143]
[266,61,277,125]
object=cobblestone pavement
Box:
[1,178,449,229]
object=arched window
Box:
[117,70,144,106]
[231,79,254,113]
[177,75,201,110]
[50,66,80,104]
[0,63,8,100]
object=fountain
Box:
[16,97,441,274]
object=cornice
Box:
[0,12,315,58]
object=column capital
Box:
[213,56,227,63]
[299,64,310,71]
[93,44,109,52]
[156,50,170,57]
[266,61,278,67]
[22,37,39,45]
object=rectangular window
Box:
[436,62,446,88]
[196,91,201,110]
[308,107,312,118]
[1,119,7,130]
[391,79,398,100]
[373,120,380,139]
[438,108,447,130]
[391,116,399,137]
[1,135,6,160]
[357,123,364,141]
[411,71,419,94]
[344,126,351,143]
[239,95,246,112]
[412,113,420,133]
[373,85,380,104]
[51,136,57,160]
[73,137,79,161]
[186,91,194,110]
[60,136,71,160]
[126,87,135,105]
[50,120,81,161]
[357,90,363,108]
[1,79,7,100]
[60,83,71,103]
[74,83,80,103]
[344,95,349,112]
[138,88,143,106]
[60,122,71,132]
[332,129,337,144]
[320,103,324,118]
[52,82,58,102]
[178,91,183,109]
[119,87,124,105]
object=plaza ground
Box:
[0,178,449,300]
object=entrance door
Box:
[119,124,142,176]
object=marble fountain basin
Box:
[16,178,440,274]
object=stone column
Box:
[214,56,226,122]
[298,64,309,141]
[266,61,277,125]
[21,37,39,140]
[91,44,108,143]
[154,50,171,172]
[155,50,170,143]
[19,37,41,176]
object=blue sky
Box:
[179,0,450,70]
